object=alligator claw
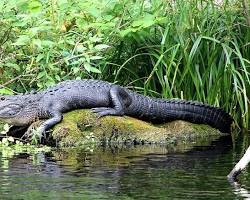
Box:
[20,121,46,143]
[91,107,120,117]
[92,107,110,112]
[36,126,46,140]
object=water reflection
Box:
[0,134,249,199]
[230,181,250,199]
[228,131,250,200]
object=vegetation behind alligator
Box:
[0,79,233,139]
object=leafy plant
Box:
[0,0,249,128]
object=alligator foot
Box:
[21,121,46,142]
[92,107,124,117]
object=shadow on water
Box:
[0,132,249,199]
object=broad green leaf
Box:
[58,0,68,7]
[119,28,137,37]
[29,27,40,35]
[73,67,80,74]
[90,56,103,60]
[132,14,155,28]
[7,136,14,142]
[4,63,20,71]
[55,75,61,81]
[45,81,55,88]
[37,71,46,79]
[41,40,54,47]
[89,66,101,73]
[76,44,87,53]
[0,1,4,10]
[36,54,45,62]
[88,7,100,18]
[3,124,10,132]
[17,0,29,12]
[84,62,91,72]
[85,55,90,63]
[45,76,56,87]
[0,88,14,95]
[65,39,75,46]
[32,39,42,49]
[13,20,29,27]
[70,59,80,65]
[103,15,113,21]
[37,82,43,89]
[28,0,42,13]
[12,35,30,46]
[89,37,103,43]
[94,44,110,50]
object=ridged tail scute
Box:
[128,93,233,133]
[160,100,233,133]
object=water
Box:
[0,134,250,200]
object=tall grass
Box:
[0,0,249,128]
[112,0,250,128]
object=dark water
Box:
[0,134,250,200]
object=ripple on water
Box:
[0,135,249,199]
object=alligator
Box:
[0,79,233,139]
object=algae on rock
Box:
[52,109,223,147]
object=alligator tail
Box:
[159,99,233,133]
[127,93,233,133]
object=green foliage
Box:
[0,0,112,89]
[0,123,51,162]
[0,139,51,170]
[0,0,249,128]
[0,123,11,135]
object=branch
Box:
[0,73,34,89]
[228,146,250,182]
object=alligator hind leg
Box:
[92,85,131,117]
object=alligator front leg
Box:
[92,85,131,117]
[35,112,63,139]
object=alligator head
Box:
[0,94,38,126]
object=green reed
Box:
[112,0,249,128]
[0,0,249,128]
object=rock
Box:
[52,109,223,147]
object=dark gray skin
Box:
[0,79,233,138]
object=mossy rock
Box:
[52,109,223,147]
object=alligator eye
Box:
[0,97,5,101]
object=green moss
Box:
[52,109,223,147]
